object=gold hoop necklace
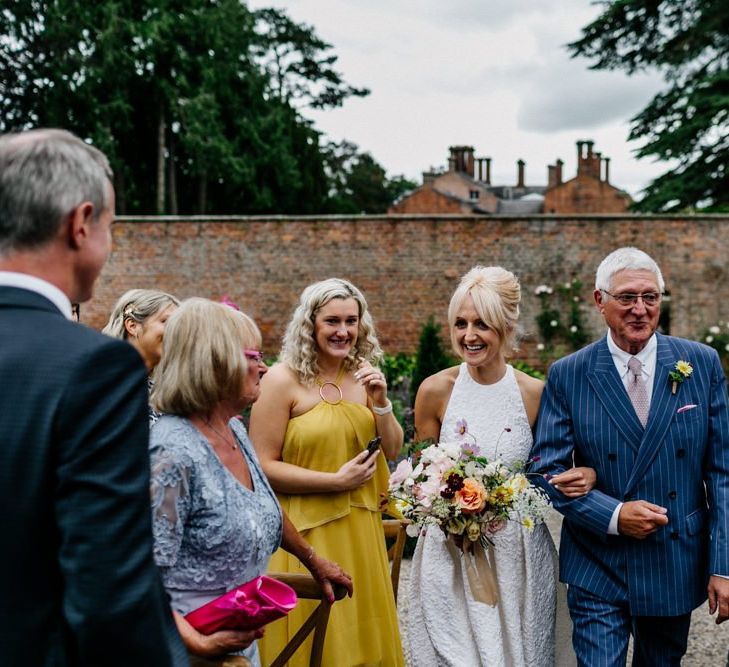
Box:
[203,418,238,451]
[316,365,347,405]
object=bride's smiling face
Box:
[452,295,502,367]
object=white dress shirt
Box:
[0,271,73,320]
[605,330,657,535]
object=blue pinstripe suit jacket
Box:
[531,333,729,616]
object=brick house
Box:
[543,140,632,214]
[389,141,632,215]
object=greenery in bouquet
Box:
[388,420,550,548]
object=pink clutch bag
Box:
[185,576,297,634]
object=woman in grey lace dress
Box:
[149,298,352,665]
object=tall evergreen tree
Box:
[0,0,366,214]
[570,0,729,211]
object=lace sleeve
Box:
[149,446,191,568]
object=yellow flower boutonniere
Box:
[668,360,693,395]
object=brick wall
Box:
[85,214,729,365]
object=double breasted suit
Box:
[0,287,187,666]
[531,333,729,617]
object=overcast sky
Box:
[249,0,668,198]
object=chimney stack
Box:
[485,157,492,185]
[517,159,525,188]
[448,146,475,177]
[556,159,563,185]
[603,157,611,184]
[548,165,557,189]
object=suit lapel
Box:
[623,334,677,494]
[586,337,644,451]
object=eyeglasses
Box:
[243,349,265,364]
[601,290,663,307]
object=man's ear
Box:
[593,288,605,314]
[67,201,95,250]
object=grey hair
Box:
[280,278,383,385]
[595,247,665,293]
[102,289,180,339]
[0,128,113,254]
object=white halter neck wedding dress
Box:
[407,364,575,666]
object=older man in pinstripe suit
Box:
[531,247,729,666]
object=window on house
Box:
[469,190,480,200]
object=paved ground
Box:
[396,510,729,665]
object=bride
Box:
[408,266,594,666]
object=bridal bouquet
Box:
[388,421,550,546]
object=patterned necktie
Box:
[627,356,649,427]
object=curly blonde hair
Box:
[447,266,521,357]
[281,278,383,385]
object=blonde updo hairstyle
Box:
[151,298,261,416]
[281,278,383,386]
[447,266,521,358]
[102,288,180,340]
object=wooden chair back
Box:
[382,518,407,602]
[267,572,347,667]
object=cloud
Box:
[247,0,671,196]
[517,63,664,132]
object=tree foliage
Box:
[570,0,729,211]
[322,140,417,214]
[0,0,380,214]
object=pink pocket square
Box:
[676,404,698,414]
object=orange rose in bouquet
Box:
[455,478,487,514]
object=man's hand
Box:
[549,467,597,497]
[617,500,668,538]
[708,576,729,624]
[308,554,354,603]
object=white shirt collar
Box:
[0,271,73,320]
[606,329,657,378]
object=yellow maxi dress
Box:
[258,400,404,667]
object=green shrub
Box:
[510,359,545,381]
[411,316,454,404]
[700,323,729,377]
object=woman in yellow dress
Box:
[250,278,404,666]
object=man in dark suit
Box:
[531,247,729,666]
[0,129,188,665]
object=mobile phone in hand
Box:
[363,436,381,460]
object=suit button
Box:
[671,531,679,540]
[668,491,677,499]
[608,453,617,462]
[676,449,686,458]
